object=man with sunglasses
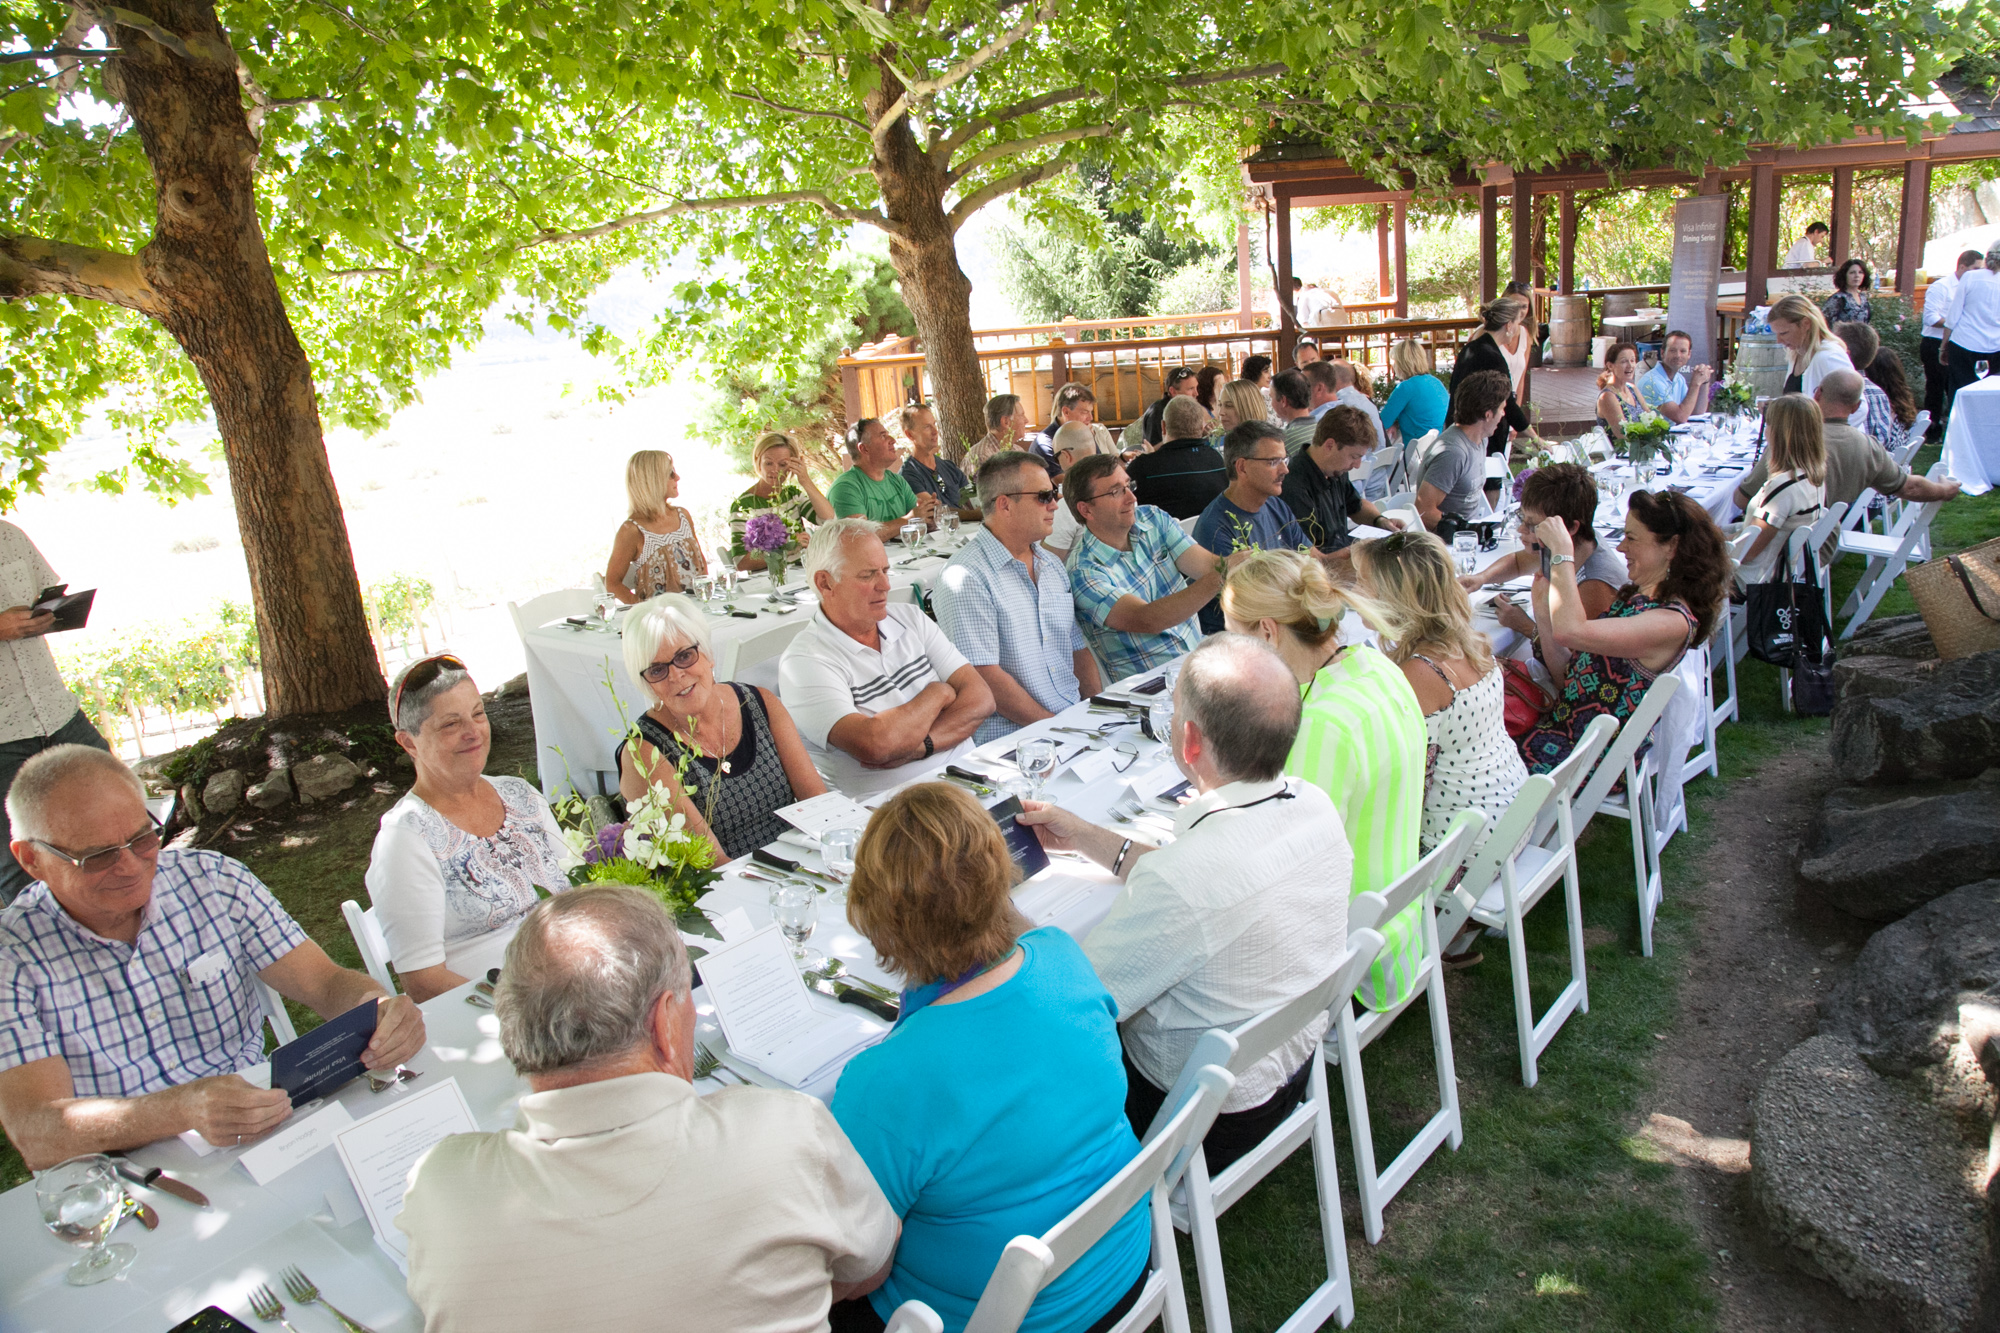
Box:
[1139,366,1201,448]
[935,452,1102,743]
[829,417,936,542]
[1190,422,1311,634]
[0,746,425,1167]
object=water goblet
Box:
[1018,737,1060,801]
[899,521,924,551]
[1979,360,1991,381]
[1452,531,1478,575]
[941,513,961,543]
[768,882,823,968]
[36,1156,136,1287]
[820,826,860,900]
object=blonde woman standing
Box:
[1736,395,1827,588]
[729,430,834,571]
[1221,549,1426,1011]
[1767,293,1854,397]
[606,450,708,602]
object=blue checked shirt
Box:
[1067,505,1202,682]
[935,529,1087,743]
[0,849,308,1097]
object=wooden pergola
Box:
[1243,77,2000,354]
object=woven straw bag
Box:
[1906,535,2000,660]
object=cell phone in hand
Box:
[1539,546,1553,581]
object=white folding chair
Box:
[1177,514,1199,536]
[342,899,397,994]
[1569,677,1682,958]
[1145,929,1388,1333]
[255,977,298,1046]
[1895,411,1929,465]
[712,617,812,683]
[1398,429,1441,490]
[506,588,599,637]
[1836,467,1948,639]
[882,1066,1235,1333]
[1327,811,1485,1243]
[1679,635,1722,782]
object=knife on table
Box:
[112,1155,211,1208]
[810,977,899,1023]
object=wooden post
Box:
[1831,166,1854,266]
[1746,163,1777,306]
[1235,217,1254,331]
[1376,206,1392,298]
[1510,177,1533,288]
[1479,183,1500,303]
[839,353,862,428]
[1559,190,1577,293]
[1896,159,1931,294]
[1393,199,1410,318]
[1275,192,1297,365]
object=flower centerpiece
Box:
[1710,371,1757,418]
[743,512,794,582]
[1620,411,1676,480]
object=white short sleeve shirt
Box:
[0,523,79,743]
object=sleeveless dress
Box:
[616,683,797,859]
[1518,592,1698,774]
[624,509,703,596]
[1410,657,1529,852]
[1597,383,1644,433]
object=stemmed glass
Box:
[941,513,961,544]
[36,1156,135,1286]
[820,827,859,909]
[1979,360,1991,381]
[1018,737,1060,800]
[769,882,823,967]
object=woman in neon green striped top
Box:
[1223,550,1427,1011]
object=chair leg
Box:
[1505,881,1539,1089]
[1153,1191,1193,1333]
[1306,1060,1357,1329]
[1430,968,1465,1153]
[1183,1152,1234,1333]
[1335,1019,1386,1246]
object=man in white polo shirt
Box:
[779,519,995,796]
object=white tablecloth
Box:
[1944,374,2000,495]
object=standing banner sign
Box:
[1666,195,1729,372]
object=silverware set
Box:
[247,1266,376,1332]
[364,1065,422,1093]
[692,1042,748,1086]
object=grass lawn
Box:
[1,451,1991,1331]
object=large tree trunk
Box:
[110,3,383,717]
[869,84,989,457]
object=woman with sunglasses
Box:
[617,594,827,862]
[366,655,577,1001]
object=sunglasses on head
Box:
[392,654,466,726]
[640,644,703,682]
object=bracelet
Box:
[922,734,935,759]
[1111,838,1134,874]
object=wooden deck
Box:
[1525,365,1603,437]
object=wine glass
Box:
[941,513,961,543]
[1979,360,1991,381]
[1145,698,1175,746]
[1452,531,1478,574]
[899,521,924,551]
[36,1156,136,1286]
[1018,737,1060,800]
[692,573,715,606]
[768,882,823,968]
[820,826,860,903]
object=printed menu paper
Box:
[698,926,886,1086]
[773,791,872,840]
[332,1076,477,1273]
[239,1099,356,1186]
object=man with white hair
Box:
[1127,394,1225,519]
[0,745,425,1167]
[778,519,994,795]
[1041,420,1116,563]
[1019,634,1351,1170]
[400,886,899,1332]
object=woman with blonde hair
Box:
[606,449,708,602]
[1354,532,1527,870]
[727,430,834,570]
[1447,296,1532,456]
[1767,292,1854,396]
[828,782,1150,1333]
[1380,337,1449,445]
[1221,549,1426,1011]
[1211,378,1270,438]
[1736,395,1827,587]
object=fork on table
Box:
[280,1266,377,1333]
[246,1283,305,1333]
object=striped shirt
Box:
[0,849,308,1097]
[1285,646,1427,1011]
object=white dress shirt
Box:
[1922,271,1959,335]
[0,523,79,743]
[1084,776,1351,1111]
[1782,237,1819,268]
[1947,268,2000,353]
[1335,386,1388,450]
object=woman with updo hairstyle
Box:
[729,430,835,571]
[828,782,1150,1333]
[1767,292,1854,396]
[1518,489,1730,773]
[1195,364,1227,413]
[1221,549,1427,1012]
[1595,341,1644,440]
[1463,462,1627,632]
[1448,294,1532,456]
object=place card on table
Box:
[238,1099,356,1186]
[332,1076,478,1273]
[1014,873,1102,927]
[1349,523,1395,541]
[699,925,887,1087]
[774,790,873,839]
[1127,759,1190,805]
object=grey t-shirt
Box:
[1420,426,1486,519]
[1578,545,1629,591]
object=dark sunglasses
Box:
[392,654,466,724]
[31,816,162,875]
[1004,488,1062,506]
[640,644,703,682]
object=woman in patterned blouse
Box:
[729,431,835,571]
[1821,259,1873,327]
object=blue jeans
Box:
[0,709,112,904]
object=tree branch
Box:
[937,61,1290,159]
[728,90,869,130]
[0,46,118,64]
[873,0,1054,148]
[0,233,164,315]
[515,190,903,251]
[946,122,1117,184]
[947,157,1073,231]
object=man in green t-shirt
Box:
[828,418,936,540]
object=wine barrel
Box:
[1549,294,1592,368]
[1733,332,1790,401]
[1601,292,1643,321]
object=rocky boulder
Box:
[201,768,245,818]
[177,783,203,825]
[1795,770,2000,921]
[1831,649,2000,785]
[1819,879,2000,1118]
[245,767,292,811]
[1750,1035,1987,1333]
[1840,614,1940,661]
[293,752,364,803]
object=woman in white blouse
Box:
[1766,294,1853,398]
[365,655,576,1000]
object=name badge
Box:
[184,948,230,986]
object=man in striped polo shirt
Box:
[778,519,994,797]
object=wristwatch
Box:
[1549,553,1576,569]
[922,734,935,759]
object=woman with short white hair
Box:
[617,594,827,862]
[366,655,577,1001]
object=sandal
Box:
[1441,949,1484,971]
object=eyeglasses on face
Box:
[31,817,162,875]
[1084,482,1134,504]
[1004,489,1062,506]
[392,653,467,725]
[1243,454,1289,468]
[640,644,703,682]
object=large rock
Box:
[1751,1035,1987,1333]
[177,783,203,825]
[292,752,364,803]
[1832,649,2000,785]
[1796,770,2000,921]
[201,768,245,817]
[244,767,292,811]
[1840,614,1940,661]
[1819,879,2000,1117]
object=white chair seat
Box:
[1471,843,1561,918]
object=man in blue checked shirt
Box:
[0,746,425,1168]
[1064,454,1250,682]
[935,452,1103,743]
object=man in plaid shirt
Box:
[0,746,424,1169]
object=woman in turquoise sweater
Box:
[1379,338,1451,445]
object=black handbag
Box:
[1744,498,1829,669]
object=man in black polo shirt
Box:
[1281,406,1405,554]
[1128,395,1225,519]
[1139,366,1200,447]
